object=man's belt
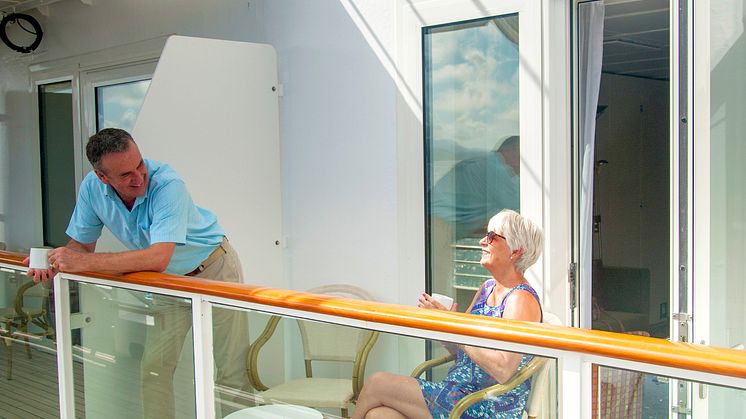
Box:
[185,237,229,276]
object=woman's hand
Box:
[418,293,457,311]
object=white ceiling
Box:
[0,0,23,9]
[603,0,670,80]
[2,0,672,80]
[0,0,64,13]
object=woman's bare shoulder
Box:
[502,289,541,321]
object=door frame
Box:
[395,0,546,312]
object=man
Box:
[428,136,520,298]
[25,128,248,418]
[430,135,520,240]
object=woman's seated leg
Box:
[353,371,432,419]
[364,407,408,419]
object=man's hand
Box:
[23,256,58,283]
[48,247,90,273]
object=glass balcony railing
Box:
[1,251,745,419]
[73,283,197,418]
[0,267,61,416]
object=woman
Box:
[352,210,543,419]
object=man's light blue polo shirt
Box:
[66,160,225,275]
[430,151,519,239]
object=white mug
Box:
[431,293,454,309]
[29,247,51,270]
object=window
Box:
[79,63,155,252]
[36,62,155,252]
[95,79,151,132]
[423,14,520,308]
[37,77,151,249]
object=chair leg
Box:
[21,324,32,360]
[4,333,12,380]
[23,336,32,359]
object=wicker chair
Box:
[411,312,561,418]
[246,285,379,418]
[0,280,55,379]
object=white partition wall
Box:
[133,35,284,287]
[75,36,284,418]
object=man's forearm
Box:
[66,239,95,253]
[81,247,172,273]
[50,242,175,274]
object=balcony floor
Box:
[0,342,85,419]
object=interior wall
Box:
[594,73,670,327]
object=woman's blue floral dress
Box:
[417,280,541,419]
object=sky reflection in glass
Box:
[96,79,151,132]
[426,15,519,181]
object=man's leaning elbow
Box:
[154,259,171,273]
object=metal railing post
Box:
[54,274,76,418]
[193,297,215,419]
[559,352,587,419]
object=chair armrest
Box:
[353,331,380,400]
[247,315,282,391]
[410,353,456,378]
[448,357,548,419]
[14,281,39,316]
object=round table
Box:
[224,404,323,419]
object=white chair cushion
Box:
[224,405,323,419]
[259,378,353,408]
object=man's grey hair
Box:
[487,209,543,273]
[86,128,135,172]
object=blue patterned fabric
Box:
[418,281,541,419]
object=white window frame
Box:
[29,37,167,190]
[78,60,157,176]
[395,0,562,313]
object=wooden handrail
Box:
[2,250,746,379]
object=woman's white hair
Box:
[487,209,543,273]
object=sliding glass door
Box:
[577,0,746,417]
[575,1,673,416]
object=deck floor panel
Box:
[0,344,85,419]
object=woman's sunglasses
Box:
[485,231,506,244]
